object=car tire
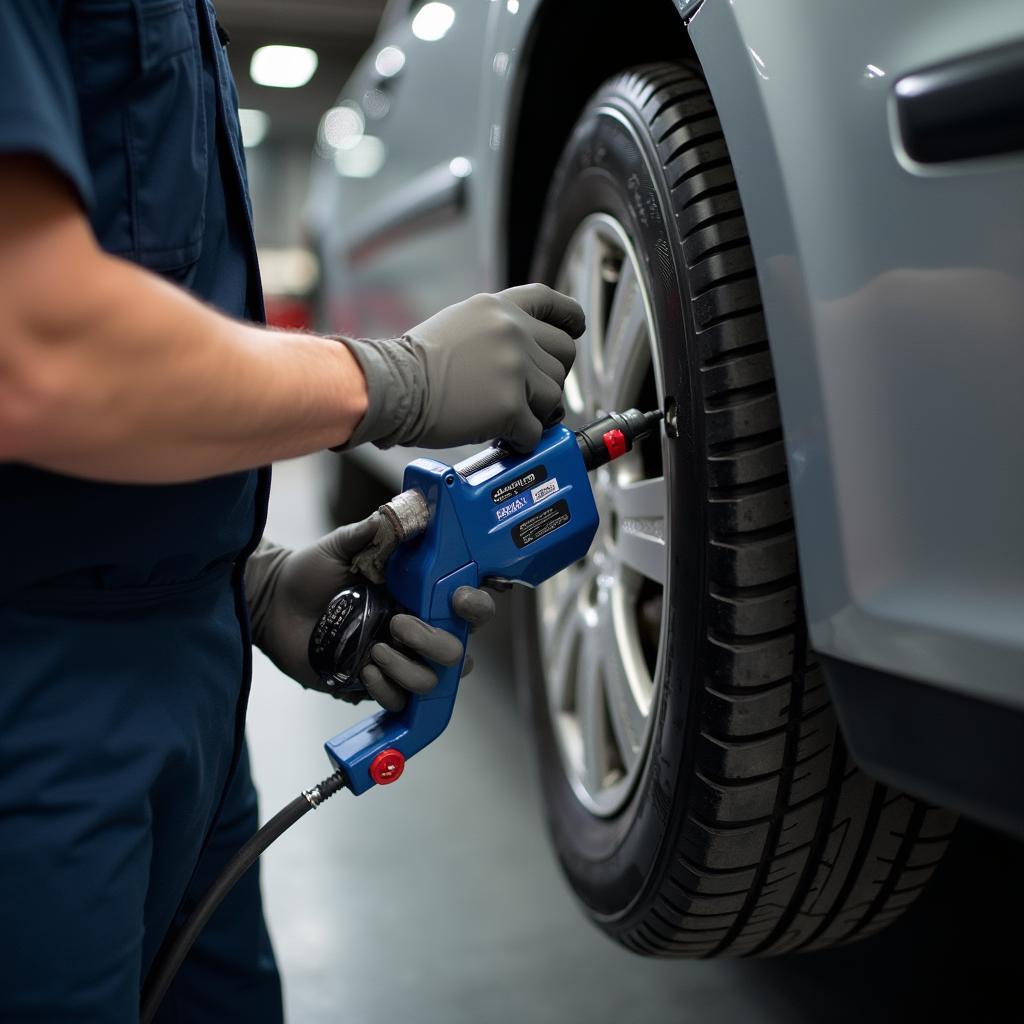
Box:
[516,62,956,957]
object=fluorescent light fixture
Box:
[411,3,455,42]
[374,45,406,78]
[250,45,318,89]
[320,104,364,151]
[334,136,386,179]
[448,156,472,178]
[238,108,269,148]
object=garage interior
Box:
[215,1,1022,1019]
[3,0,1019,1019]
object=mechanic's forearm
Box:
[0,156,368,482]
[1,250,366,481]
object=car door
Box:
[316,0,493,341]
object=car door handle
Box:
[345,159,472,264]
[894,39,1024,164]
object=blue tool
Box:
[312,407,663,794]
[141,407,662,1019]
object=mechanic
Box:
[0,3,583,1021]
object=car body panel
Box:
[309,0,1024,714]
[309,0,494,342]
[689,0,1024,711]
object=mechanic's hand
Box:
[245,517,496,710]
[338,283,585,453]
[361,587,493,711]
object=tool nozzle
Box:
[644,407,664,427]
[575,407,665,470]
[636,408,664,441]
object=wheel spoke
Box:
[616,527,667,586]
[540,566,594,712]
[562,225,604,416]
[575,224,605,344]
[601,257,649,411]
[545,617,577,715]
[576,632,609,794]
[611,477,667,585]
[597,583,647,772]
[613,475,667,518]
[555,252,584,417]
[540,563,594,659]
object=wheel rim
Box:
[539,212,670,817]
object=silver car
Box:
[306,0,1024,957]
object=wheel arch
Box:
[501,0,697,287]
[501,0,849,690]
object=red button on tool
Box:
[370,748,405,785]
[602,428,627,460]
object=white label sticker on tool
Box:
[530,478,558,503]
[495,495,531,521]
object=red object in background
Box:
[264,296,310,330]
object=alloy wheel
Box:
[539,213,670,817]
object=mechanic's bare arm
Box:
[0,157,369,483]
[0,157,584,484]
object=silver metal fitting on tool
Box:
[381,488,430,542]
[350,488,430,583]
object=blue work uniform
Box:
[0,2,282,1021]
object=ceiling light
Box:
[320,104,364,151]
[411,3,455,42]
[250,45,318,89]
[362,89,391,120]
[237,109,269,148]
[448,156,472,178]
[334,136,386,179]
[374,45,406,78]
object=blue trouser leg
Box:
[154,743,283,1024]
[0,578,281,1023]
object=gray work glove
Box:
[246,515,495,712]
[338,283,584,453]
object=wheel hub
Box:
[538,213,670,817]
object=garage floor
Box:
[247,456,1016,1024]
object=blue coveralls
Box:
[0,2,282,1020]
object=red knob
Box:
[602,428,627,460]
[369,748,405,785]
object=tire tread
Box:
[606,62,955,958]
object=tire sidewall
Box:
[521,83,709,925]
